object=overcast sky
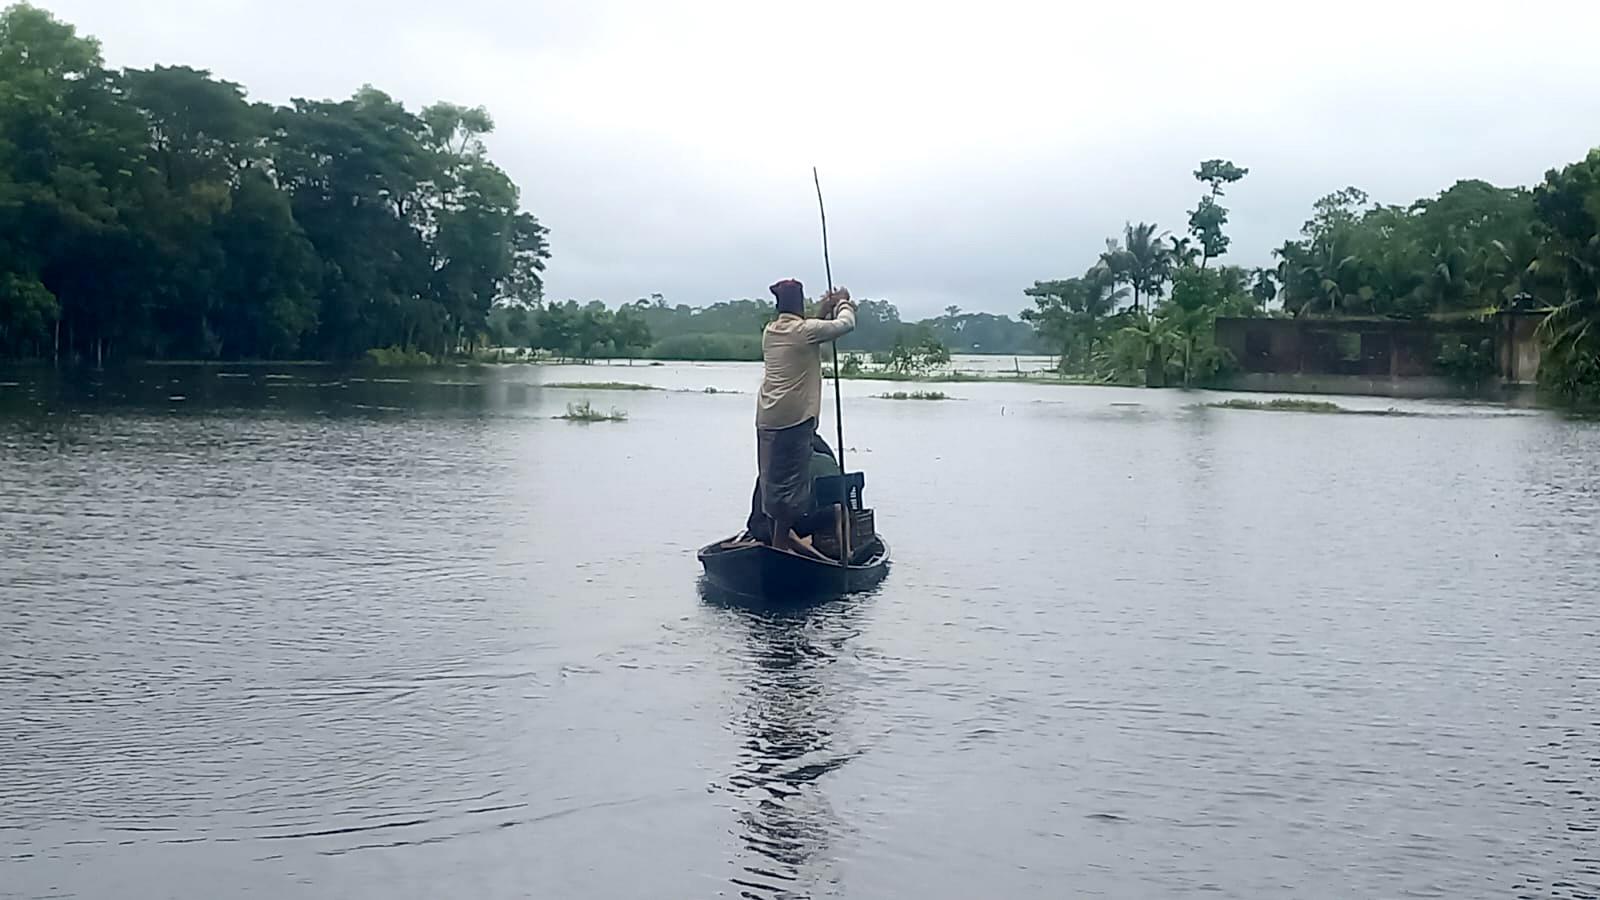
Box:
[45,0,1600,318]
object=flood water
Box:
[3,362,1598,899]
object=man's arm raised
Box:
[804,289,856,344]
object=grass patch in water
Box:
[546,381,660,391]
[1207,398,1417,416]
[877,390,950,400]
[557,400,628,422]
[833,369,1112,386]
[1210,398,1344,413]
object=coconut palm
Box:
[1101,222,1173,312]
[1169,236,1201,269]
[1250,268,1278,308]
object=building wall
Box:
[1214,313,1546,399]
[1498,312,1544,385]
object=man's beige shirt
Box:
[755,305,857,430]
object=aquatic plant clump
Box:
[557,400,628,422]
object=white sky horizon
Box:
[42,0,1600,318]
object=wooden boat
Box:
[698,472,890,600]
[697,533,890,600]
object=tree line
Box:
[486,294,1043,362]
[1021,151,1600,398]
[0,4,549,364]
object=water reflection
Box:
[702,581,866,900]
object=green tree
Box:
[0,4,552,364]
[835,298,903,351]
[121,65,265,189]
[487,303,532,350]
[922,308,1044,354]
[120,65,273,358]
[1188,159,1248,269]
[1532,148,1600,399]
[887,328,950,374]
[211,170,320,357]
[0,2,145,362]
[612,305,653,359]
[1160,266,1254,386]
[1273,182,1537,319]
[0,273,57,356]
[275,88,435,357]
[1274,188,1371,316]
[1022,263,1128,373]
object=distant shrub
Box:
[646,333,762,361]
[363,346,435,367]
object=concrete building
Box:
[1212,309,1548,399]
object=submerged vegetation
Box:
[1206,398,1416,416]
[545,381,659,391]
[833,363,1100,386]
[1208,398,1344,413]
[557,400,627,423]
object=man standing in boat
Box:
[753,279,855,560]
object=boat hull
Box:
[697,536,890,600]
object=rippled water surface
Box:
[3,363,1598,899]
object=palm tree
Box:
[1083,262,1131,317]
[1121,222,1174,312]
[1534,230,1600,393]
[1120,309,1181,386]
[1251,268,1278,309]
[1538,280,1600,395]
[1169,235,1201,269]
[1098,237,1134,306]
[1424,243,1470,312]
[1078,263,1131,362]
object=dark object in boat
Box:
[699,473,890,599]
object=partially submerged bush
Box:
[557,400,628,422]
